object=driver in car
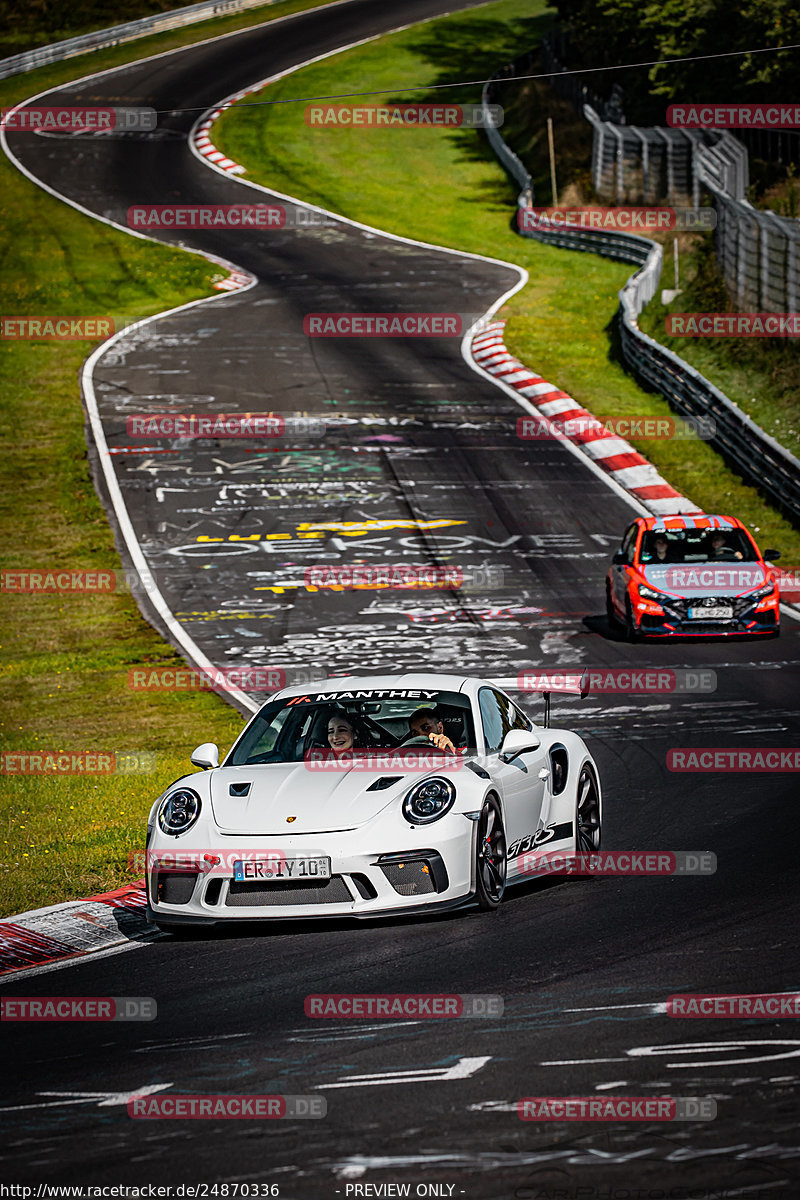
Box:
[408,707,460,754]
[708,531,743,561]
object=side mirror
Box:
[191,742,219,770]
[612,551,626,565]
[499,728,541,763]
[763,548,781,560]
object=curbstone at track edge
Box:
[470,319,700,516]
[193,106,249,178]
[0,882,152,980]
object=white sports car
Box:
[144,673,602,930]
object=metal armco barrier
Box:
[0,0,280,80]
[482,66,800,526]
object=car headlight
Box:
[157,788,201,835]
[402,777,456,825]
[745,583,775,602]
[638,585,670,603]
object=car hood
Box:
[641,562,768,598]
[208,763,429,834]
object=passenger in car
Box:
[326,708,369,756]
[646,534,682,563]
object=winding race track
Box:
[2,1,800,1194]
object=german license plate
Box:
[233,857,331,882]
[688,605,732,620]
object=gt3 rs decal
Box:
[508,822,573,858]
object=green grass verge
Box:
[0,0,348,918]
[214,0,800,575]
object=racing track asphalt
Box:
[2,1,800,1194]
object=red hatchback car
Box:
[606,514,781,639]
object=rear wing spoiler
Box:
[517,671,590,728]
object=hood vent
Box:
[229,782,252,797]
[366,776,403,792]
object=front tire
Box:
[474,796,507,911]
[625,598,640,643]
[606,582,619,628]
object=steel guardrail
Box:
[0,0,280,80]
[482,66,800,525]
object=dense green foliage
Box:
[550,0,800,122]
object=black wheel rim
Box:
[576,766,601,853]
[478,802,507,902]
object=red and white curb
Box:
[0,882,151,980]
[213,267,254,291]
[471,320,699,517]
[193,106,248,176]
[191,72,272,182]
[177,107,255,292]
[192,90,266,293]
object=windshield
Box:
[639,527,757,564]
[226,689,476,766]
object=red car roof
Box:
[635,514,744,532]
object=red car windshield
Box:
[638,528,757,565]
